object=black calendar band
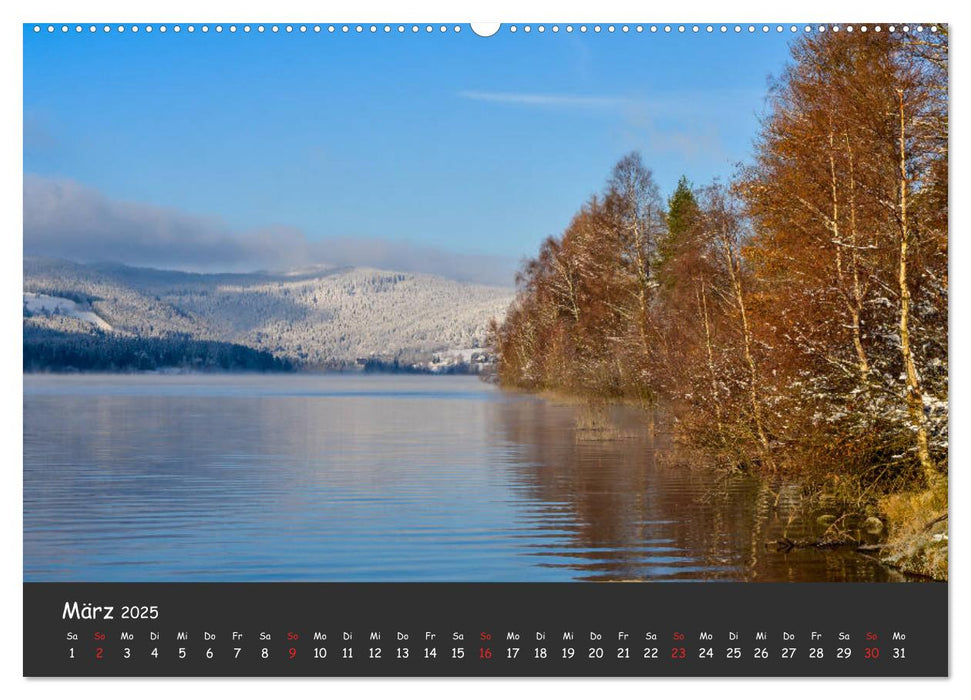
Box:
[23,582,947,677]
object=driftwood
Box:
[775,512,948,554]
[771,536,854,552]
[921,513,948,532]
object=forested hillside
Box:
[24,259,514,370]
[24,315,291,372]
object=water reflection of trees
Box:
[491,399,904,582]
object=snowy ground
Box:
[428,347,492,372]
[23,292,112,331]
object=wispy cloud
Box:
[458,90,634,108]
[460,88,759,114]
[23,176,516,287]
[460,87,763,163]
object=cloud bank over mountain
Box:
[23,175,516,286]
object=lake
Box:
[23,373,904,582]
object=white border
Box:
[3,1,962,698]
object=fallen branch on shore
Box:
[773,512,948,555]
[771,536,855,552]
[921,513,948,532]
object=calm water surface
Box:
[24,374,902,582]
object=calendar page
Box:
[21,18,948,678]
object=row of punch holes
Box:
[32,24,940,36]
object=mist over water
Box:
[24,374,902,582]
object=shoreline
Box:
[499,383,949,582]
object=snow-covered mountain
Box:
[23,258,514,368]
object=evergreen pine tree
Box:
[656,176,698,289]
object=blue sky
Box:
[24,25,796,284]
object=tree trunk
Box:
[720,225,770,457]
[896,89,935,484]
[828,129,871,383]
[843,135,871,381]
[697,276,725,443]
